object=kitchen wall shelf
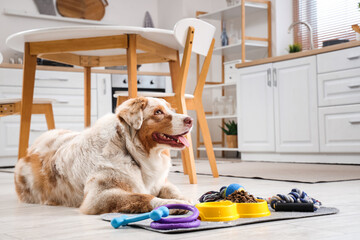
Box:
[198,2,267,22]
[206,114,237,120]
[213,40,268,56]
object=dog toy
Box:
[267,188,322,212]
[199,183,246,203]
[111,206,169,228]
[150,204,200,230]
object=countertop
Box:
[236,40,360,69]
[0,63,170,76]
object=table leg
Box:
[18,43,37,159]
[127,34,137,98]
[84,66,91,127]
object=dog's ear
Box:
[116,97,148,130]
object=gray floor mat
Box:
[101,207,339,233]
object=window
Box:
[293,0,360,49]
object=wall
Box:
[272,0,293,56]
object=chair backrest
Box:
[173,18,216,56]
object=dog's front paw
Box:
[150,198,193,215]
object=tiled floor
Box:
[0,161,359,240]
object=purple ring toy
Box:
[150,204,201,230]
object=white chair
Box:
[114,18,219,179]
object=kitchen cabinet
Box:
[236,63,274,151]
[237,56,318,152]
[317,47,360,153]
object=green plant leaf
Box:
[219,120,237,135]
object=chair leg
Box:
[177,98,197,184]
[196,101,219,178]
[180,151,188,175]
[44,104,55,130]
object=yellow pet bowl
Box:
[195,199,271,222]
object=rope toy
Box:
[199,184,245,203]
[268,188,322,211]
[150,204,200,230]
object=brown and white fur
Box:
[14,97,193,214]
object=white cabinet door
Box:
[273,56,319,152]
[237,63,275,152]
[96,73,112,118]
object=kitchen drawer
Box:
[0,68,96,88]
[0,87,98,116]
[319,104,360,153]
[318,68,360,107]
[317,46,360,73]
[0,115,97,157]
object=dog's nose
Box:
[184,117,193,127]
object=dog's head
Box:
[116,97,193,153]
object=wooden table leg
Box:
[127,34,138,98]
[84,66,91,127]
[18,42,37,159]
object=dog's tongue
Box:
[178,135,190,147]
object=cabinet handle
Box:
[347,83,360,89]
[273,68,277,87]
[347,55,360,60]
[55,99,69,104]
[30,128,46,132]
[349,118,360,124]
[103,78,106,95]
[35,78,69,82]
[267,68,271,87]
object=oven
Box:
[111,74,166,112]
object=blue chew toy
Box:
[223,183,245,198]
[111,206,169,228]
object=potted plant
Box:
[288,43,302,53]
[220,120,238,148]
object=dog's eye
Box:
[154,109,163,115]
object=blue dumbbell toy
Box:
[111,206,169,228]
